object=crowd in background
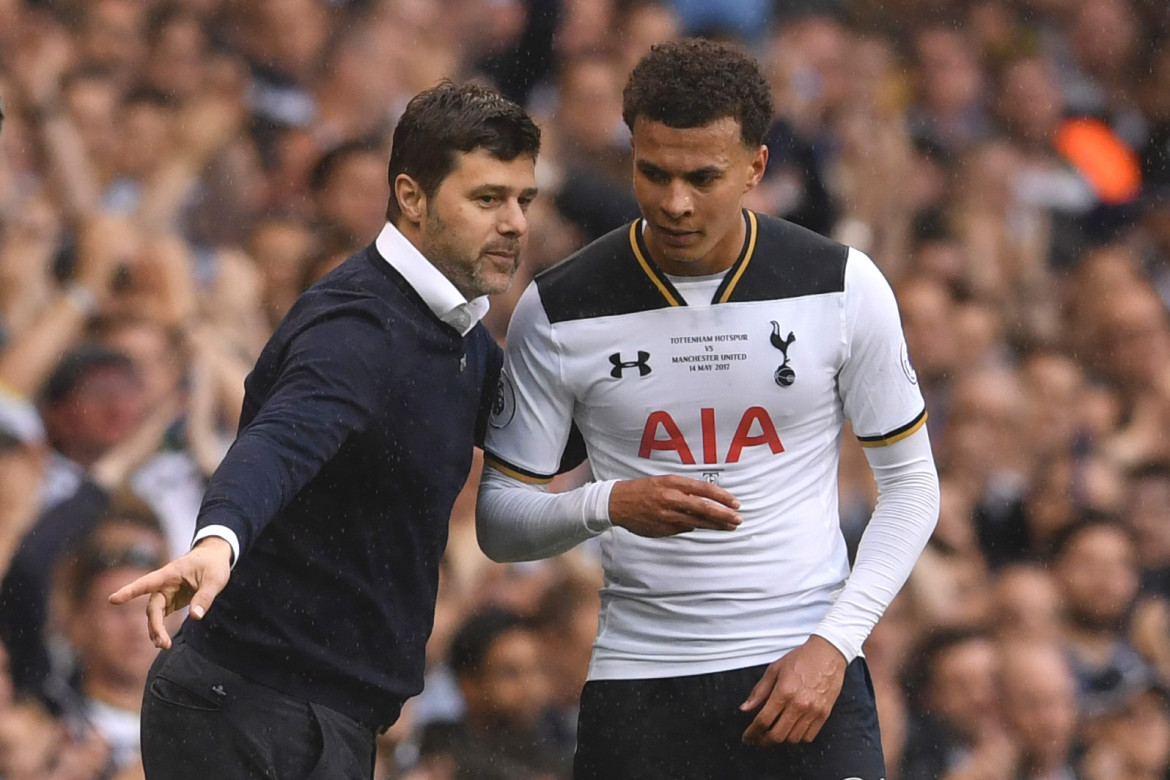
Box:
[1,0,1170,777]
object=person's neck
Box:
[60,445,102,470]
[1062,622,1118,665]
[392,217,423,254]
[1021,751,1070,779]
[86,677,144,712]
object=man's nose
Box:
[497,198,529,237]
[661,180,693,219]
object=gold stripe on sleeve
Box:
[857,410,928,448]
[483,454,555,485]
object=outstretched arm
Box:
[107,536,233,649]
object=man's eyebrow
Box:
[470,184,540,200]
[635,160,725,179]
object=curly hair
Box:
[622,38,774,147]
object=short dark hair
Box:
[310,138,384,194]
[901,625,993,710]
[622,38,774,147]
[1049,513,1133,563]
[385,81,541,222]
[57,493,166,608]
[38,344,137,408]
[447,606,531,679]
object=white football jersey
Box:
[485,211,925,680]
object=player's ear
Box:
[745,145,769,192]
[394,174,427,225]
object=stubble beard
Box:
[422,209,520,299]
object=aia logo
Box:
[770,322,796,387]
[639,407,784,464]
[609,351,651,378]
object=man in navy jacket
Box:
[110,82,541,779]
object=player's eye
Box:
[639,167,669,184]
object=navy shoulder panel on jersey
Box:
[724,213,848,303]
[535,222,675,324]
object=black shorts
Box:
[574,657,884,780]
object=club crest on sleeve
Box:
[900,341,918,385]
[490,373,516,428]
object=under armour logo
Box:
[609,351,652,378]
[770,322,796,387]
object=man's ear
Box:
[745,144,769,192]
[394,174,427,225]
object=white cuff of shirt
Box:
[192,525,240,569]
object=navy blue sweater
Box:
[184,244,501,726]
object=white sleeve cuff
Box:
[192,525,240,569]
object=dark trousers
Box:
[575,658,885,780]
[140,634,376,779]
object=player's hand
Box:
[608,475,741,537]
[739,635,847,746]
[107,536,233,649]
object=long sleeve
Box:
[195,309,392,558]
[476,465,615,561]
[813,426,939,661]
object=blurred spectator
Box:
[1081,679,1170,780]
[545,50,639,243]
[36,345,146,508]
[52,507,168,776]
[897,274,958,449]
[900,626,1005,780]
[997,639,1080,779]
[906,17,992,154]
[1134,122,1170,305]
[1122,462,1170,598]
[530,567,600,759]
[248,213,318,327]
[0,398,46,576]
[988,562,1064,643]
[0,698,110,780]
[308,138,391,250]
[1050,517,1153,719]
[904,480,990,630]
[419,607,565,779]
[0,493,165,708]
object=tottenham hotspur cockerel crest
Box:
[770,322,796,387]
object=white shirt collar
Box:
[374,222,490,336]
